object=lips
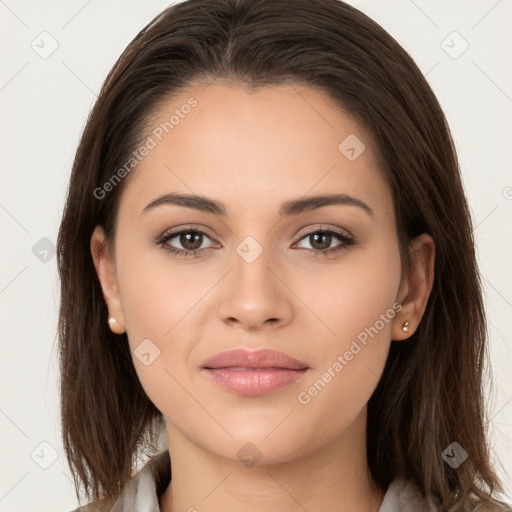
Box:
[201,348,309,370]
[201,349,310,396]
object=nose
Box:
[217,243,294,331]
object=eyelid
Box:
[156,224,216,239]
[295,224,354,240]
[157,224,354,246]
[155,225,218,247]
[156,223,355,262]
[292,226,355,255]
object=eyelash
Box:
[156,226,355,258]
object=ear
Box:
[392,233,435,340]
[90,226,126,334]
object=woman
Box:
[57,0,511,510]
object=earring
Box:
[402,321,410,333]
[108,316,125,334]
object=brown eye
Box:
[295,229,354,256]
[177,231,204,251]
[158,229,215,257]
[308,232,335,251]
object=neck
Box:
[159,408,385,512]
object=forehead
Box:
[119,82,393,221]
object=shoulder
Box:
[67,504,101,512]
[378,480,512,512]
[378,479,436,512]
[67,450,171,512]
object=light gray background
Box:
[0,1,511,510]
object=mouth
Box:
[201,349,310,396]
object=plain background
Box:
[0,0,511,510]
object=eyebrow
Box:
[142,192,374,218]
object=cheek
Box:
[115,232,208,341]
[113,236,216,411]
[293,243,401,419]
[293,240,401,352]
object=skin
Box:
[91,82,435,512]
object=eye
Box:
[156,226,355,258]
[294,228,354,256]
[157,228,216,257]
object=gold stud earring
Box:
[402,321,410,333]
[108,316,125,334]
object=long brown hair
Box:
[57,0,510,510]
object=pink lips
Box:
[201,348,310,396]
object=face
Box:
[92,82,432,465]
